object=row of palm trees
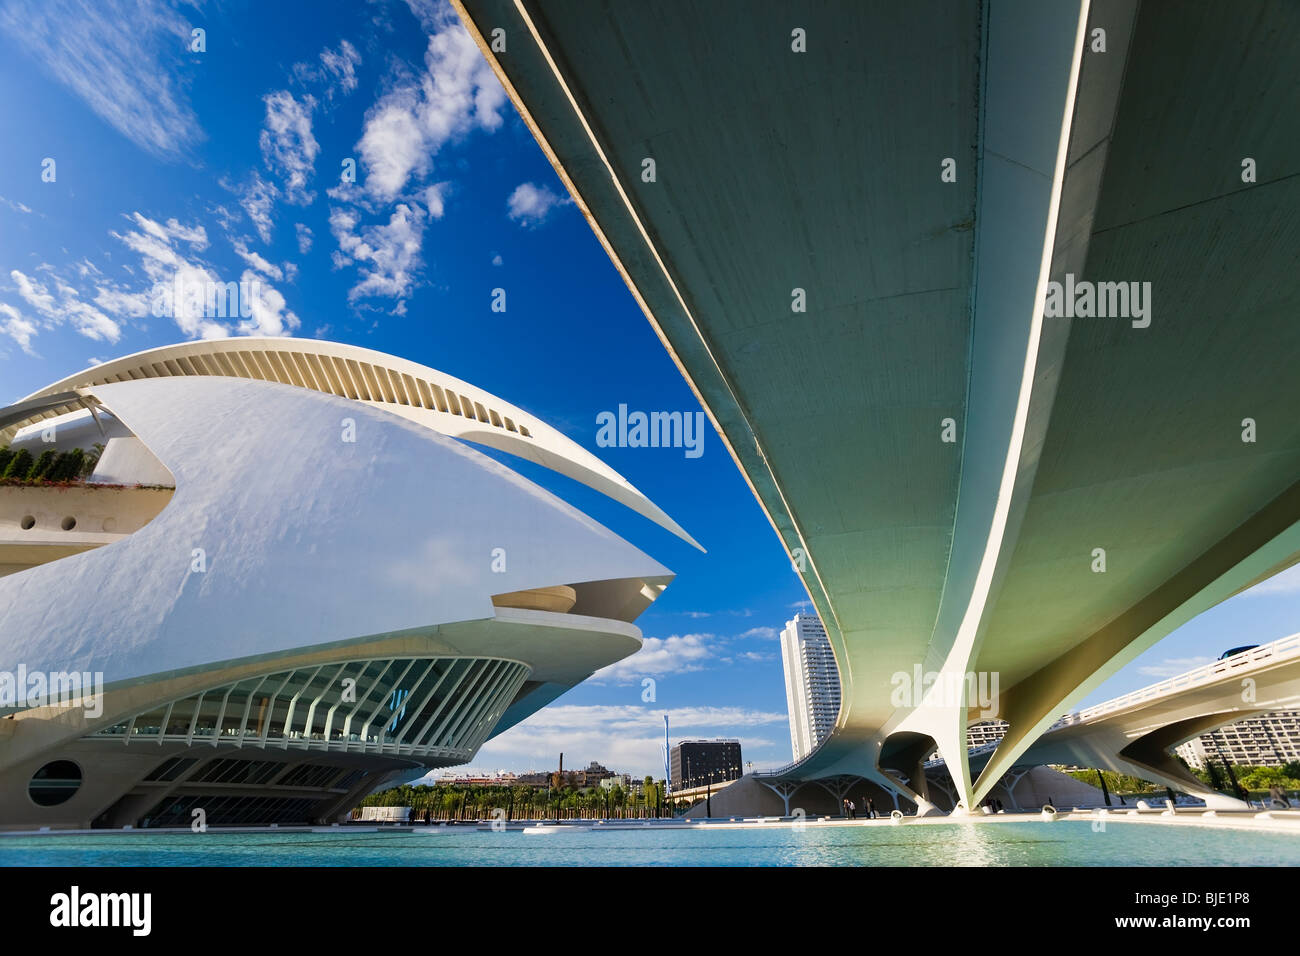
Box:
[357,780,687,820]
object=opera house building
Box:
[0,338,693,829]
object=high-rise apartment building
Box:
[779,613,841,762]
[1176,710,1300,769]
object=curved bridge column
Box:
[894,0,1100,811]
[1115,713,1258,810]
[972,511,1300,806]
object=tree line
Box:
[0,443,102,483]
[356,779,681,821]
[1066,761,1300,800]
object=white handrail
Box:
[1052,633,1300,730]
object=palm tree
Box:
[80,442,105,478]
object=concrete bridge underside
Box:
[978,647,1300,809]
[454,0,1300,810]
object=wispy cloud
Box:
[260,91,319,205]
[592,633,715,682]
[0,0,202,160]
[231,239,284,282]
[0,303,37,355]
[329,203,428,309]
[293,39,361,101]
[1243,563,1300,596]
[323,8,504,311]
[232,174,278,244]
[506,182,571,229]
[8,267,121,345]
[93,211,299,340]
[0,195,33,215]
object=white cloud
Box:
[231,239,284,281]
[237,174,278,244]
[740,626,778,640]
[111,212,291,340]
[128,212,208,249]
[323,9,504,310]
[354,13,505,203]
[491,253,502,267]
[423,183,448,219]
[355,99,429,203]
[0,303,37,355]
[57,282,122,342]
[0,0,202,160]
[8,210,302,347]
[236,270,300,336]
[295,223,314,254]
[10,268,121,344]
[260,90,319,204]
[330,202,427,306]
[0,195,33,215]
[592,633,715,682]
[111,218,228,339]
[93,287,150,318]
[506,182,571,228]
[1243,563,1300,596]
[11,270,56,313]
[295,39,361,100]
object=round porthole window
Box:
[29,760,82,807]
[61,516,76,531]
[20,515,35,530]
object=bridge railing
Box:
[1049,632,1300,731]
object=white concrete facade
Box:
[0,339,690,829]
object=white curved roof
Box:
[0,374,669,683]
[11,337,701,550]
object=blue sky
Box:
[1,0,1296,778]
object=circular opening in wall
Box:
[20,515,35,530]
[60,516,76,531]
[29,760,82,807]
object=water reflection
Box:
[1,820,1298,866]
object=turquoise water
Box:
[3,820,1298,866]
